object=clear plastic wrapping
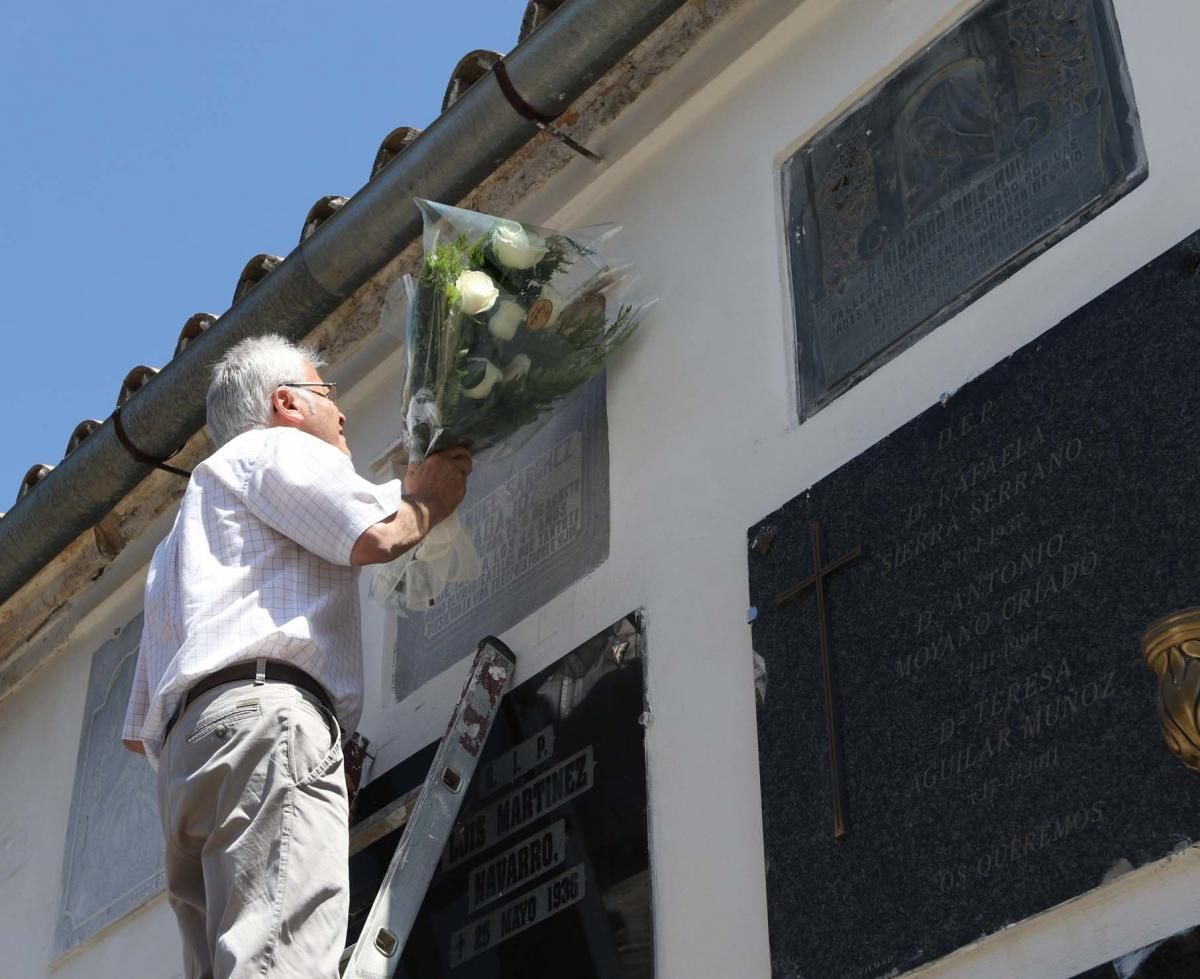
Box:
[371,199,649,611]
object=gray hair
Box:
[206,335,324,446]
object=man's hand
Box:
[403,446,474,528]
[351,447,473,565]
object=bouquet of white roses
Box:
[370,199,646,611]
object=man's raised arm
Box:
[351,447,473,566]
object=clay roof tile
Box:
[370,127,422,181]
[300,196,348,242]
[174,312,218,358]
[64,420,102,459]
[17,464,53,504]
[442,50,503,113]
[231,254,283,305]
[519,0,569,42]
[116,366,159,407]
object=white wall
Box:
[0,568,182,978]
[442,0,1198,974]
[4,0,1200,975]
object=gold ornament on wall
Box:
[1141,608,1200,772]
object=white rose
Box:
[492,221,548,270]
[462,360,502,399]
[488,300,525,341]
[456,270,499,315]
[502,354,532,383]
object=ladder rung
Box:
[348,785,420,856]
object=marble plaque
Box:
[784,0,1146,416]
[54,615,164,957]
[356,616,651,977]
[749,231,1200,977]
[391,376,609,702]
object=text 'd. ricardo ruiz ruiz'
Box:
[449,864,587,968]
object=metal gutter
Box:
[0,0,690,608]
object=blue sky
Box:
[0,1,528,509]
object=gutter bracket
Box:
[112,406,192,480]
[494,60,604,164]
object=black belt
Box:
[163,662,334,743]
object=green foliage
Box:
[422,237,468,292]
[403,219,641,462]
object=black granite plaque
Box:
[750,232,1200,978]
[784,0,1146,417]
[354,615,650,978]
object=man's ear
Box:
[270,386,306,426]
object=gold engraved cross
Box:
[774,521,865,841]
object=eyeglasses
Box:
[282,381,338,405]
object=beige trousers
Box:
[157,680,349,979]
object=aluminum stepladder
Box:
[342,636,516,979]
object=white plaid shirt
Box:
[122,427,405,766]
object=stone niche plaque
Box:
[391,376,609,703]
[54,615,164,958]
[749,231,1200,978]
[354,615,651,978]
[784,0,1146,417]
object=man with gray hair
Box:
[122,334,472,978]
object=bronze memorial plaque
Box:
[783,0,1146,416]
